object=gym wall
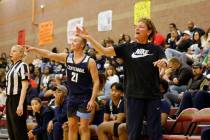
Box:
[0,0,209,54]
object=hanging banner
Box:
[98,10,112,32]
[39,21,53,46]
[134,0,151,25]
[67,17,84,44]
[17,30,25,45]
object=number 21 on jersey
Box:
[71,72,78,83]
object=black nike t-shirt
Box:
[114,42,165,99]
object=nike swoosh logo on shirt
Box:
[131,53,153,58]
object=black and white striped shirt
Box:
[6,61,29,96]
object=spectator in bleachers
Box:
[166,23,182,42]
[167,57,193,95]
[118,34,131,45]
[47,85,68,140]
[40,58,51,73]
[98,65,119,102]
[105,37,114,48]
[98,82,125,140]
[165,29,180,49]
[39,66,54,97]
[28,97,54,140]
[176,30,193,52]
[192,31,202,49]
[187,21,205,37]
[201,27,210,49]
[124,34,131,43]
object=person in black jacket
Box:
[28,97,54,140]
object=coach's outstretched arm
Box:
[25,45,67,63]
[76,27,116,57]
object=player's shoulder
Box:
[87,56,96,64]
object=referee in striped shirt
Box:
[6,45,29,140]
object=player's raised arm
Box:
[24,45,67,63]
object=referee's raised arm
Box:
[24,45,67,64]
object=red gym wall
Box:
[0,0,210,54]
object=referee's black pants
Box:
[6,94,28,140]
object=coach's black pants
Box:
[127,97,163,140]
[6,94,28,140]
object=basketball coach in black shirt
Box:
[76,18,167,140]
